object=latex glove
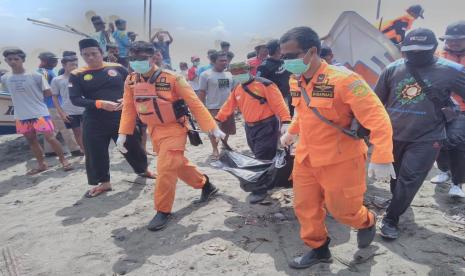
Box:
[116,134,128,154]
[280,132,297,147]
[209,127,226,141]
[368,163,396,181]
[280,122,290,135]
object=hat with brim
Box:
[401,44,436,52]
[400,28,438,52]
[439,35,465,41]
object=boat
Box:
[0,91,16,135]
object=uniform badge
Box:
[83,74,93,81]
[290,91,301,97]
[108,69,118,77]
[312,82,335,98]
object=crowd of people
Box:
[1,5,465,269]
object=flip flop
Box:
[210,154,220,161]
[138,172,157,179]
[26,167,48,176]
[84,186,112,198]
[62,163,74,172]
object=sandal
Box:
[138,171,156,179]
[84,186,112,198]
[26,166,48,176]
[62,163,74,172]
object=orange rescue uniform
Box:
[439,50,465,111]
[381,14,416,44]
[216,78,291,123]
[119,66,217,213]
[288,62,393,248]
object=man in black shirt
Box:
[69,38,153,198]
[374,29,465,239]
[257,39,293,115]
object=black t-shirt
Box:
[69,62,128,120]
[375,58,465,141]
[256,58,291,98]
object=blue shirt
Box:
[37,68,61,108]
[112,30,131,57]
[197,64,212,76]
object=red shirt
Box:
[247,57,264,76]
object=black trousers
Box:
[436,144,465,185]
[244,116,279,161]
[384,140,442,225]
[82,116,148,185]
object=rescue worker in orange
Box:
[381,4,424,45]
[117,41,226,231]
[279,27,394,269]
[430,21,465,198]
[215,61,291,204]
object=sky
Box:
[0,0,464,71]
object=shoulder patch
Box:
[254,77,273,86]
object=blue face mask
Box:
[129,60,151,74]
[283,58,309,75]
[232,73,251,84]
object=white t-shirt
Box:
[51,75,85,115]
[1,72,50,120]
[199,69,233,109]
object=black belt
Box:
[245,116,275,127]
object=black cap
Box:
[401,28,437,52]
[91,15,105,24]
[407,4,424,19]
[38,52,58,60]
[79,38,100,50]
[440,21,465,41]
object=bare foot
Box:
[85,183,112,198]
[26,164,48,175]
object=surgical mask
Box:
[232,73,251,84]
[405,49,437,67]
[129,60,151,74]
[193,61,200,66]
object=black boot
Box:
[380,219,399,240]
[248,191,267,204]
[289,238,332,269]
[193,175,219,204]
[147,212,171,231]
[357,212,377,248]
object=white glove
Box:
[280,132,297,147]
[280,122,290,135]
[209,127,226,141]
[116,134,128,154]
[368,163,396,181]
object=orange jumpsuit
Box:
[119,66,217,213]
[288,62,393,248]
[216,78,291,124]
[439,50,465,111]
[381,14,415,44]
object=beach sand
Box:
[1,118,464,276]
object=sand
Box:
[1,119,465,276]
